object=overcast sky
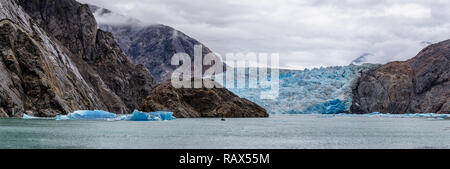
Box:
[79,0,450,69]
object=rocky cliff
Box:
[0,0,155,117]
[141,79,269,118]
[90,5,224,82]
[351,39,450,114]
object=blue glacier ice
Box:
[128,110,150,121]
[127,110,175,121]
[301,99,347,114]
[220,64,379,114]
[55,110,118,120]
[23,114,43,119]
[26,110,177,121]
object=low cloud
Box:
[79,0,450,69]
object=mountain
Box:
[351,39,450,114]
[0,0,155,117]
[141,79,268,118]
[90,5,224,82]
[350,53,372,65]
[0,0,265,118]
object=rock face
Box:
[141,79,269,118]
[351,39,450,114]
[0,0,155,117]
[90,6,223,82]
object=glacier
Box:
[23,110,175,121]
[221,64,379,114]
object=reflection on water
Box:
[1,115,450,149]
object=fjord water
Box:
[1,115,449,149]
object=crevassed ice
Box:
[221,64,378,114]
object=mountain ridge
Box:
[0,0,155,117]
[90,5,224,82]
[351,39,450,114]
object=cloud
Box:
[79,0,450,69]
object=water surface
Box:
[1,115,449,149]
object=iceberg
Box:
[55,110,117,120]
[128,110,175,121]
[23,114,42,119]
[19,110,177,121]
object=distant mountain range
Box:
[351,53,372,65]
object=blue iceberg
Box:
[128,110,175,121]
[23,114,42,119]
[28,110,177,121]
[55,110,117,120]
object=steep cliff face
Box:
[141,79,269,118]
[0,0,155,117]
[19,0,156,114]
[90,6,223,82]
[351,39,450,114]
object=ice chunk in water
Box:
[128,110,150,121]
[155,111,176,121]
[55,110,117,120]
[23,114,40,119]
[22,110,175,121]
[128,110,175,121]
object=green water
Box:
[1,115,449,149]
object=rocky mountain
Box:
[141,79,268,118]
[0,0,155,117]
[90,5,224,82]
[351,39,450,114]
[350,53,372,65]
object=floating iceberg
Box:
[128,110,175,121]
[23,114,42,119]
[55,110,117,120]
[221,64,378,114]
[23,110,175,121]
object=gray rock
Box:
[351,39,450,114]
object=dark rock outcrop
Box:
[90,6,224,82]
[351,39,450,114]
[141,79,269,118]
[0,0,155,117]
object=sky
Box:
[79,0,450,69]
